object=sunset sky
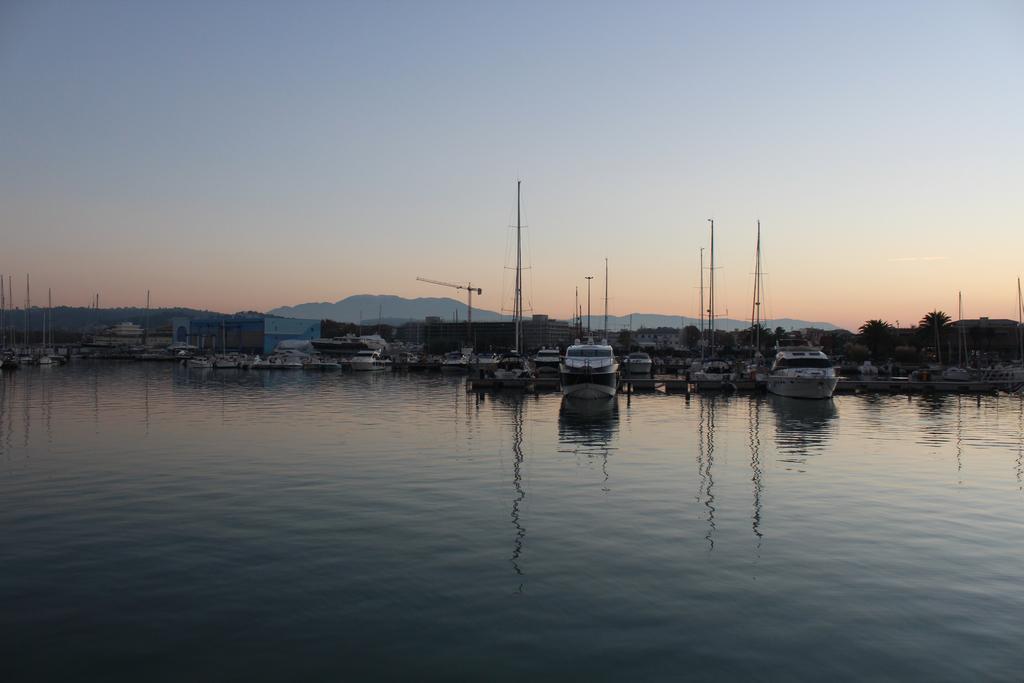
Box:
[1,0,1021,330]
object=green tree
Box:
[918,310,950,363]
[858,319,895,360]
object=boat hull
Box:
[767,376,838,399]
[560,369,618,398]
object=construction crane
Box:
[415,277,482,324]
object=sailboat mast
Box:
[699,248,705,362]
[25,274,30,348]
[145,290,150,346]
[47,288,52,348]
[0,273,5,348]
[958,291,964,366]
[574,286,579,338]
[708,219,715,356]
[1018,277,1023,364]
[603,257,609,340]
[751,220,762,357]
[514,180,522,351]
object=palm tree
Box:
[919,310,950,363]
[858,319,895,360]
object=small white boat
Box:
[531,348,562,375]
[766,341,837,399]
[303,356,341,371]
[491,351,533,380]
[471,352,499,372]
[187,356,213,368]
[350,349,392,372]
[212,354,241,369]
[440,349,471,372]
[691,358,733,382]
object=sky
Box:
[1,0,1022,330]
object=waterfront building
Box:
[398,314,573,353]
[173,315,321,354]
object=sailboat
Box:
[493,180,533,381]
[942,292,972,381]
[691,219,732,383]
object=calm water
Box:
[2,364,1022,681]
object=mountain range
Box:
[268,294,841,332]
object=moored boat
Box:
[766,341,838,399]
[560,339,619,399]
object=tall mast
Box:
[47,287,52,348]
[1,273,5,348]
[585,276,594,338]
[699,248,705,362]
[509,180,520,352]
[750,220,762,357]
[708,219,715,356]
[144,290,150,346]
[25,274,30,348]
[958,291,964,366]
[1015,276,1024,363]
[603,257,609,340]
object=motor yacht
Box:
[350,349,392,372]
[187,356,213,369]
[560,339,619,399]
[531,348,562,375]
[766,341,838,399]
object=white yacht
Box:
[560,339,619,399]
[531,348,562,375]
[440,349,471,372]
[212,354,241,369]
[311,334,387,356]
[621,351,653,376]
[350,349,391,372]
[766,341,838,399]
[187,356,213,369]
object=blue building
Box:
[174,316,321,354]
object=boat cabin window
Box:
[567,348,612,358]
[775,357,832,369]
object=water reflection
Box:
[696,397,718,550]
[748,397,764,545]
[768,395,838,471]
[558,397,619,493]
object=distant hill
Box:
[270,294,839,331]
[601,314,840,332]
[268,294,505,324]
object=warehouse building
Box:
[171,315,321,354]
